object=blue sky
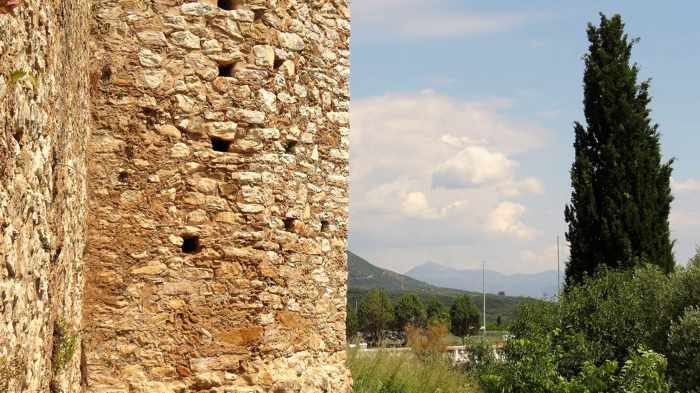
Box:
[348,0,700,274]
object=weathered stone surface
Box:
[3,0,352,391]
[0,0,90,390]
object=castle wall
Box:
[83,0,351,391]
[0,0,91,391]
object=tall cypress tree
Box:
[565,14,674,285]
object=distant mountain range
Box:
[347,251,538,324]
[348,250,436,292]
[405,261,558,298]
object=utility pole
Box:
[482,261,486,336]
[557,235,561,302]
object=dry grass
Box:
[348,349,479,393]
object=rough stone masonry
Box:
[0,0,351,391]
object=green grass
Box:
[348,349,479,393]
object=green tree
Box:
[449,295,480,337]
[561,266,672,364]
[564,13,674,285]
[346,306,360,341]
[425,296,449,325]
[393,293,427,330]
[688,246,700,268]
[358,289,394,344]
[667,307,700,392]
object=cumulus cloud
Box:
[351,90,547,185]
[432,146,516,189]
[487,202,536,240]
[351,0,531,40]
[501,177,545,197]
[672,178,700,192]
[400,191,466,220]
[521,244,569,273]
[350,90,547,270]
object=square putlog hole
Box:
[218,63,234,77]
[284,140,297,154]
[181,235,200,253]
[283,218,296,232]
[211,137,232,152]
[217,0,243,10]
[320,220,330,232]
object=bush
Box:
[560,266,672,364]
[616,348,670,393]
[477,266,676,393]
[667,307,700,392]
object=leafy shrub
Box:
[508,300,558,340]
[667,307,700,392]
[616,348,671,393]
[477,266,676,393]
[560,266,672,364]
[463,336,497,373]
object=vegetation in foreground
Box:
[471,260,700,393]
[349,12,700,393]
[349,351,477,393]
[467,13,700,393]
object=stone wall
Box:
[83,0,351,392]
[0,0,91,391]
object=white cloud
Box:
[487,202,536,240]
[501,177,545,197]
[350,90,547,271]
[401,192,441,219]
[432,146,515,189]
[672,178,700,192]
[521,244,569,274]
[351,0,531,40]
[400,191,466,220]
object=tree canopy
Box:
[449,295,481,337]
[393,293,427,330]
[358,289,394,344]
[565,13,674,285]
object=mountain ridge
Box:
[406,261,558,298]
[347,251,538,324]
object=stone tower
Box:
[83,0,351,391]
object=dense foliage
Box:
[393,294,427,330]
[476,258,700,393]
[450,295,481,337]
[352,289,487,344]
[565,13,674,285]
[358,289,394,344]
[667,307,700,392]
[426,296,450,325]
